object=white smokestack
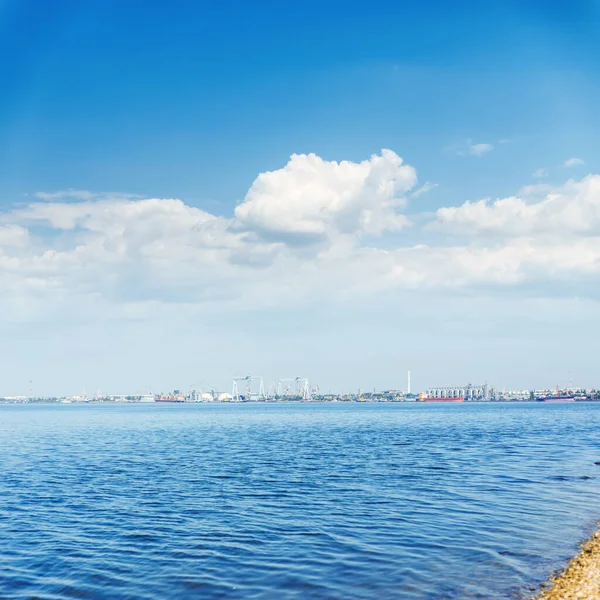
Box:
[407,370,411,394]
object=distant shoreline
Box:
[2,399,600,406]
[534,527,600,599]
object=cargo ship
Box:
[536,387,576,402]
[536,395,575,402]
[422,396,464,403]
[155,395,185,403]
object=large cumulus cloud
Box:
[234,149,417,243]
[2,149,600,322]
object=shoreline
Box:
[2,399,600,405]
[534,526,600,599]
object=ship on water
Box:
[155,394,186,403]
[536,394,575,402]
[420,395,464,403]
[423,397,464,403]
[536,386,576,402]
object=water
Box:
[1,402,600,599]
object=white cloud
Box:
[234,149,417,242]
[3,150,600,329]
[0,225,29,248]
[390,238,600,287]
[33,189,143,202]
[410,182,438,198]
[1,197,260,309]
[448,139,495,157]
[34,189,97,201]
[468,143,494,157]
[564,157,585,167]
[435,175,600,236]
[532,168,548,178]
[517,183,553,196]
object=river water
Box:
[1,402,599,599]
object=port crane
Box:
[277,377,311,400]
[232,376,265,401]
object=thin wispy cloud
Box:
[468,143,494,157]
[33,189,144,202]
[518,183,553,196]
[410,182,438,198]
[34,189,97,201]
[447,139,495,157]
[532,168,548,178]
[564,157,585,168]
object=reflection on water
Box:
[1,402,600,599]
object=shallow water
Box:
[1,402,599,599]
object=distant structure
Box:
[277,378,297,398]
[425,383,489,401]
[232,376,265,401]
[296,377,311,401]
[277,377,311,400]
[105,394,154,402]
[407,370,411,395]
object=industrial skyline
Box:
[2,369,591,404]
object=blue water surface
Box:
[1,402,600,599]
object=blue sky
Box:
[1,1,600,395]
[3,0,599,204]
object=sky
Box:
[1,0,600,396]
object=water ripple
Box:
[1,402,600,599]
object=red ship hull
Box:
[538,397,576,403]
[422,397,464,403]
